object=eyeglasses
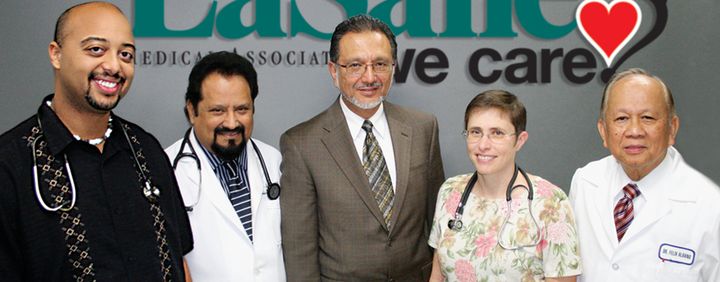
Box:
[462,128,517,143]
[336,61,395,76]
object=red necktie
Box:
[614,183,641,242]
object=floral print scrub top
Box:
[429,173,582,281]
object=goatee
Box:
[211,124,247,161]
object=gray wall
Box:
[1,0,718,190]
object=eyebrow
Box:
[80,36,136,51]
[340,56,391,63]
[468,126,504,130]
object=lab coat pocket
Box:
[651,264,701,282]
[266,201,283,245]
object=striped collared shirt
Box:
[196,135,250,196]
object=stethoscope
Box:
[447,164,541,250]
[32,113,160,212]
[172,128,281,212]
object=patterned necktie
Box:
[361,120,395,228]
[614,183,641,242]
[224,160,253,241]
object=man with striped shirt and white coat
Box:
[166,52,285,281]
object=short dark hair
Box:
[329,14,397,63]
[464,90,527,132]
[185,51,258,119]
[53,1,123,45]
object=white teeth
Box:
[477,155,494,161]
[96,80,117,88]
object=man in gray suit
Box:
[280,15,445,281]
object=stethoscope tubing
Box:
[31,131,76,212]
[448,164,542,249]
[32,113,157,212]
[172,127,280,212]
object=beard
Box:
[342,92,384,110]
[85,91,121,112]
[341,81,385,110]
[85,73,125,112]
[211,124,247,161]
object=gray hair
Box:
[600,68,675,119]
[329,14,397,63]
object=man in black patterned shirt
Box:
[0,2,193,281]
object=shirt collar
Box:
[36,94,73,156]
[195,131,248,172]
[634,148,673,198]
[612,148,673,200]
[339,96,388,140]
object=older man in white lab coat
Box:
[165,52,285,281]
[570,68,720,282]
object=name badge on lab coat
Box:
[658,243,695,265]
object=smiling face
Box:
[49,3,135,113]
[466,107,528,177]
[188,72,254,161]
[329,31,394,119]
[598,74,679,180]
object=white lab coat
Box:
[570,147,720,282]
[165,130,285,282]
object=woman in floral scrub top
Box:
[429,90,581,282]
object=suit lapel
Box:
[585,167,622,255]
[620,193,671,245]
[386,104,411,234]
[320,101,389,230]
[620,155,685,244]
[589,182,620,254]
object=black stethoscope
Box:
[447,164,541,250]
[172,128,280,212]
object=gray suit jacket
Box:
[280,99,445,281]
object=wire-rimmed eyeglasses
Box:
[462,128,517,144]
[336,61,395,76]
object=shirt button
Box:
[612,263,619,270]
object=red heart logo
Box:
[576,0,642,67]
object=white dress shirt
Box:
[339,98,397,190]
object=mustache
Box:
[355,81,383,89]
[89,72,126,84]
[214,124,245,137]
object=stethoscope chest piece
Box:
[143,180,161,203]
[266,183,281,200]
[448,218,463,231]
